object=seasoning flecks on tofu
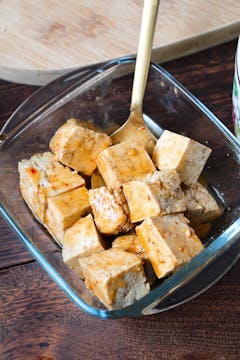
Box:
[153,130,212,185]
[18,116,219,311]
[184,182,222,224]
[45,186,90,245]
[78,248,150,310]
[136,214,203,279]
[62,214,105,277]
[123,170,186,222]
[50,118,112,176]
[18,151,85,222]
[97,140,156,190]
[112,234,147,260]
[89,187,132,235]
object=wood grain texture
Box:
[0,217,33,269]
[164,41,236,133]
[0,0,239,84]
[0,40,239,360]
[0,261,239,360]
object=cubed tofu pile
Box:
[18,118,222,310]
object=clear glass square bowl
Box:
[0,58,239,319]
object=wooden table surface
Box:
[0,40,239,360]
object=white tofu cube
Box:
[89,187,131,235]
[18,152,85,222]
[153,130,212,185]
[97,141,156,189]
[78,248,150,310]
[45,186,90,244]
[184,182,222,224]
[123,170,186,222]
[50,118,112,176]
[136,214,203,279]
[62,214,105,276]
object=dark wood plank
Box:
[0,217,33,269]
[164,40,236,133]
[0,260,239,360]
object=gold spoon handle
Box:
[131,0,160,113]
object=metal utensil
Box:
[111,0,160,153]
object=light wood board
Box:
[0,0,240,85]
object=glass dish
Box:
[0,58,239,319]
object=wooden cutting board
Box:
[0,0,240,85]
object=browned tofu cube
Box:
[50,118,112,176]
[62,214,105,276]
[18,152,85,222]
[112,234,156,284]
[123,170,186,222]
[153,130,212,185]
[78,248,150,309]
[45,186,90,244]
[91,169,105,189]
[136,214,203,279]
[89,187,131,235]
[184,182,222,224]
[97,141,156,189]
[112,234,147,260]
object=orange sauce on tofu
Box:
[30,167,37,174]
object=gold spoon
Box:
[111,0,160,154]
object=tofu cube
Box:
[112,234,156,284]
[45,186,90,244]
[91,169,105,189]
[78,248,150,309]
[123,170,186,222]
[18,152,85,222]
[97,141,156,189]
[136,214,203,279]
[112,234,147,260]
[153,130,212,185]
[89,187,131,235]
[184,182,222,224]
[62,214,105,276]
[50,118,112,176]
